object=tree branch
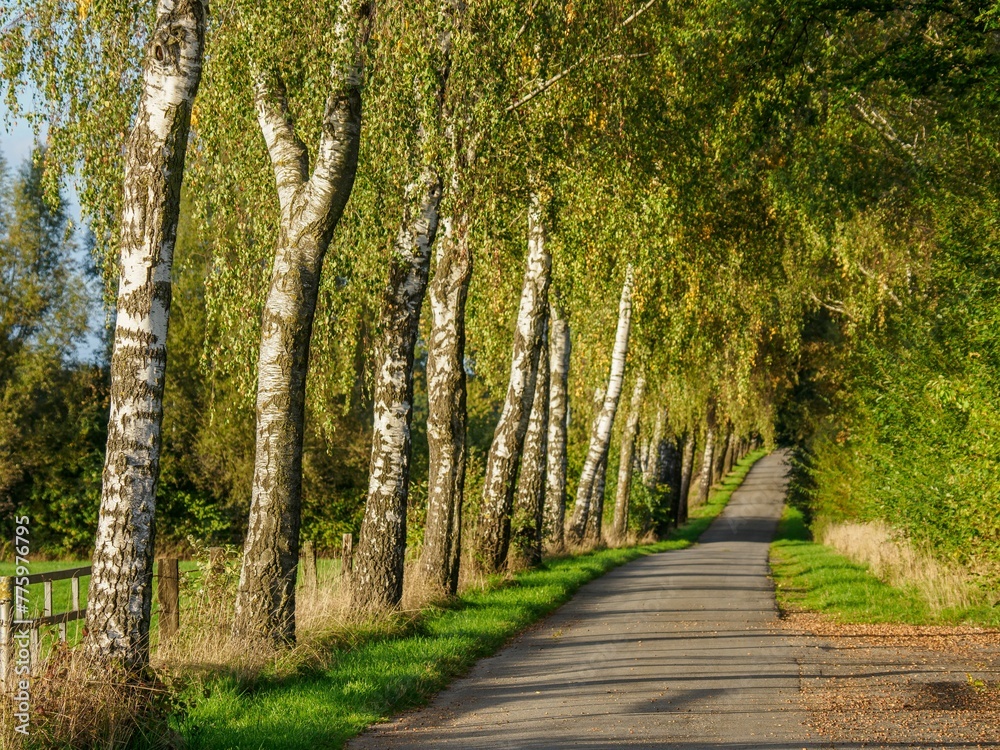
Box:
[809,291,854,319]
[253,68,308,215]
[514,0,542,41]
[312,0,372,189]
[850,91,923,164]
[856,262,903,307]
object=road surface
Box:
[350,451,834,748]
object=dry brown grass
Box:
[154,548,375,685]
[0,644,178,750]
[819,520,978,612]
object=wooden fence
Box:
[0,565,90,691]
[1,534,354,691]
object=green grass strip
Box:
[770,504,1000,627]
[180,449,769,749]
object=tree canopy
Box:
[1,0,998,626]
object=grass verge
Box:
[770,504,1000,627]
[179,449,769,749]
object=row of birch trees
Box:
[5,0,971,669]
[0,0,794,667]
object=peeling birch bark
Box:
[420,212,473,598]
[566,267,634,544]
[474,189,551,574]
[234,0,371,644]
[85,0,206,669]
[612,375,645,543]
[677,432,696,525]
[543,304,570,548]
[511,317,549,568]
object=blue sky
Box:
[0,97,37,170]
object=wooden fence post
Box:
[341,533,353,578]
[301,541,317,589]
[157,558,179,643]
[0,576,12,690]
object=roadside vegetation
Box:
[2,0,999,746]
[770,506,1000,628]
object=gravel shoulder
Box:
[783,613,1000,748]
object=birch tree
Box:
[234,0,372,644]
[712,426,731,484]
[82,0,207,667]
[566,265,634,544]
[696,403,717,507]
[510,316,550,568]
[677,432,696,524]
[0,0,207,666]
[543,303,571,548]
[723,429,736,475]
[422,0,656,582]
[585,452,610,542]
[611,374,645,542]
[351,173,441,609]
[639,409,664,487]
[420,206,473,598]
[417,0,490,599]
[353,0,459,611]
[475,189,551,574]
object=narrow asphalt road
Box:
[350,451,829,749]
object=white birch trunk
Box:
[511,317,549,568]
[352,169,442,610]
[234,1,371,644]
[612,375,646,543]
[417,1,478,597]
[475,189,551,573]
[640,408,664,487]
[722,428,736,476]
[713,426,731,486]
[696,404,717,508]
[566,266,634,544]
[353,1,459,609]
[543,304,570,548]
[678,432,696,525]
[86,0,206,669]
[420,212,472,598]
